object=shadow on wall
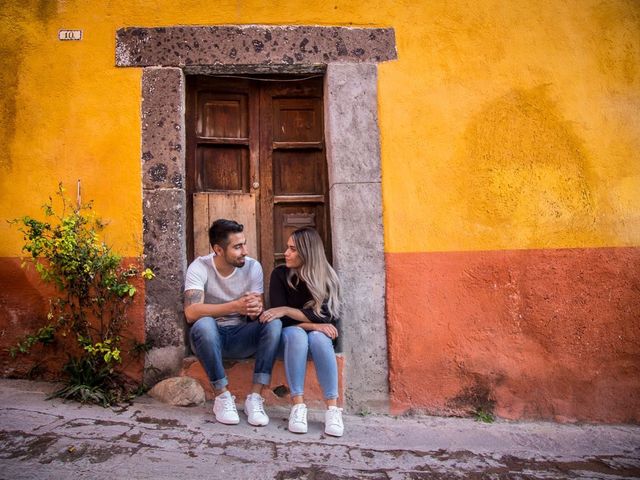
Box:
[453,85,614,248]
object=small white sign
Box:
[58,30,82,41]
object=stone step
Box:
[181,354,344,409]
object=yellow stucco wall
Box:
[379,0,640,252]
[1,0,638,256]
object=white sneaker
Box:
[324,406,344,437]
[288,403,308,434]
[213,391,239,425]
[244,393,269,426]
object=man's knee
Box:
[262,318,282,341]
[190,316,220,343]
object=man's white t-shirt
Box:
[184,253,263,327]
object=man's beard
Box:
[228,255,246,268]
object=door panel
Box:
[273,98,322,143]
[197,146,249,192]
[197,93,248,138]
[273,150,324,195]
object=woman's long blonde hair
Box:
[287,227,341,318]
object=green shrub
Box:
[9,183,154,406]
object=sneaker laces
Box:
[220,395,237,413]
[292,404,307,423]
[248,395,266,415]
[326,407,343,426]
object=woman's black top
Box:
[269,265,338,328]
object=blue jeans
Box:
[190,317,282,391]
[278,326,338,400]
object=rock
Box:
[148,377,206,406]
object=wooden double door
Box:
[186,76,331,285]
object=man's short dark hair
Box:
[209,219,244,249]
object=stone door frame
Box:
[116,25,397,411]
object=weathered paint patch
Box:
[590,0,640,85]
[454,85,612,249]
[0,257,145,382]
[386,247,640,423]
[0,44,19,170]
[0,1,57,169]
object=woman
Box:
[259,227,343,437]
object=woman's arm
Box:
[264,299,337,325]
[260,305,308,323]
[260,267,309,323]
[300,301,336,324]
[297,321,339,340]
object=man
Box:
[184,219,282,426]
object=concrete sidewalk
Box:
[0,379,639,479]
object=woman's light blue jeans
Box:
[278,325,338,400]
[189,316,282,391]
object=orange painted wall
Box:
[387,248,640,423]
[0,258,145,383]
